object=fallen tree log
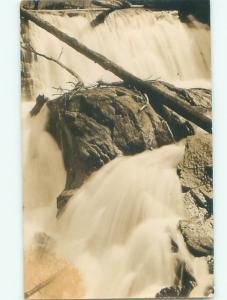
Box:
[90,9,113,27]
[20,8,212,133]
[91,0,131,27]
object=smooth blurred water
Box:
[23,8,211,99]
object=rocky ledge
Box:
[178,133,213,258]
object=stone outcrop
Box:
[178,134,213,256]
[47,85,174,193]
[38,82,211,212]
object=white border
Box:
[0,0,227,299]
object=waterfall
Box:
[28,142,210,298]
[23,103,66,248]
[22,8,212,298]
[56,145,187,298]
[23,8,210,99]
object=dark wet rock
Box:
[47,85,175,210]
[179,219,213,256]
[30,95,48,117]
[174,259,197,297]
[156,258,197,297]
[56,189,76,217]
[156,286,181,298]
[171,238,179,253]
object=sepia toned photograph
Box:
[21,0,213,298]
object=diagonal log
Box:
[20,8,212,133]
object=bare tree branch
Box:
[21,43,84,87]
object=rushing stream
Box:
[22,8,211,298]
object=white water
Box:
[23,8,212,298]
[23,102,66,248]
[55,145,188,298]
[23,110,211,297]
[25,9,211,99]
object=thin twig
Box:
[21,43,84,87]
[139,93,150,112]
[57,47,63,60]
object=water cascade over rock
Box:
[22,7,213,298]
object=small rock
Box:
[179,219,213,256]
[156,286,181,298]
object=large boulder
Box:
[46,85,175,210]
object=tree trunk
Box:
[20,8,212,133]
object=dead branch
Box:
[139,94,149,112]
[21,43,84,87]
[20,8,212,133]
[24,268,64,299]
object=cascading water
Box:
[22,8,212,298]
[23,8,210,99]
[23,103,66,248]
[54,145,191,298]
[53,145,211,298]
